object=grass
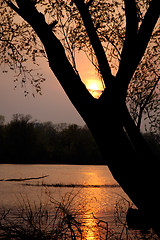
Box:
[22,183,120,188]
[0,191,159,240]
[0,190,108,240]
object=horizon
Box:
[0,52,103,126]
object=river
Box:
[0,164,158,239]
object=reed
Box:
[0,190,108,240]
[0,191,158,240]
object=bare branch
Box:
[86,0,94,8]
[116,0,138,95]
[7,0,94,121]
[136,0,160,68]
[124,0,138,39]
[5,0,21,15]
[137,76,160,129]
[119,0,138,66]
[117,0,159,99]
[74,0,114,86]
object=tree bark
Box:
[86,96,160,235]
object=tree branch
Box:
[116,0,159,99]
[116,0,138,95]
[137,76,160,129]
[124,0,138,40]
[135,0,160,69]
[5,0,21,15]
[120,0,138,65]
[74,0,114,87]
[6,0,94,122]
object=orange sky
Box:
[0,51,103,124]
[76,51,105,99]
[0,5,107,125]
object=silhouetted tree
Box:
[4,114,37,163]
[0,115,5,160]
[0,114,102,164]
[0,0,160,234]
[0,116,5,126]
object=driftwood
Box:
[1,175,49,182]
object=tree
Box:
[127,43,160,132]
[5,114,40,163]
[0,115,5,160]
[0,0,160,234]
[0,115,5,126]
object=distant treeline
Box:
[0,114,103,164]
[0,114,159,164]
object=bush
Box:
[0,191,108,240]
[0,191,159,240]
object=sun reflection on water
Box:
[0,165,120,239]
[83,212,98,239]
[77,170,110,239]
[77,191,109,240]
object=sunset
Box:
[86,79,105,98]
[0,0,160,239]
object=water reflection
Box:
[83,212,98,239]
[0,165,156,239]
[78,170,110,239]
[0,165,123,239]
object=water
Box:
[0,164,158,239]
[0,164,124,208]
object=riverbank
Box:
[1,114,159,165]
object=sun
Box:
[89,82,99,91]
[86,80,104,98]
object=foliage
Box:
[0,1,46,96]
[0,114,103,164]
[0,191,159,239]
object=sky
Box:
[0,52,104,125]
[0,3,105,126]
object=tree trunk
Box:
[86,98,160,235]
[9,1,160,235]
[31,18,160,235]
